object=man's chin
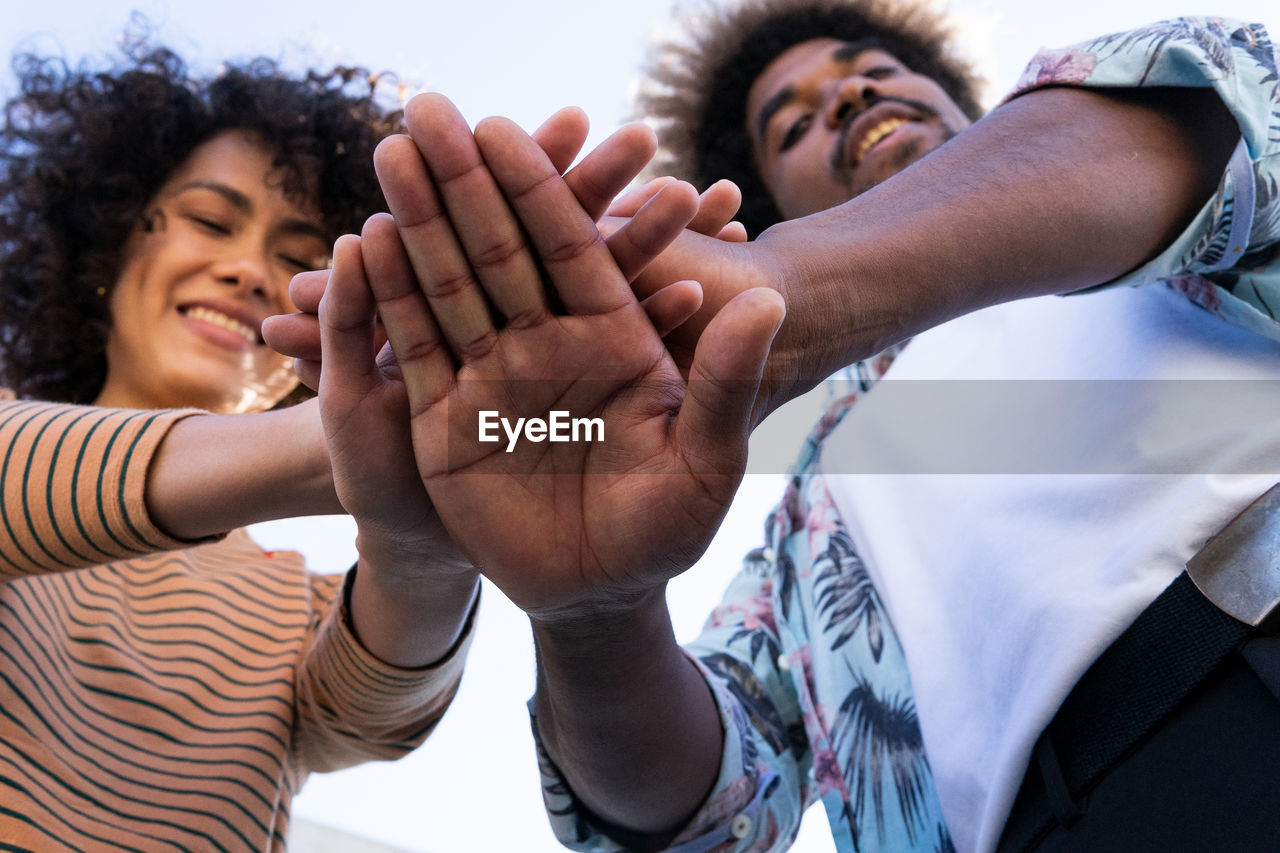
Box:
[850,137,931,196]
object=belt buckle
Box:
[1186,484,1280,630]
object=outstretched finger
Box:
[358,213,456,414]
[531,106,589,175]
[608,178,742,241]
[676,288,785,472]
[640,280,703,338]
[289,269,328,315]
[318,235,379,396]
[605,179,699,282]
[561,122,657,223]
[375,132,498,362]
[403,94,550,332]
[262,312,322,362]
[605,177,675,218]
[687,180,743,238]
[473,116,632,316]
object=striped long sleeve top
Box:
[0,399,473,851]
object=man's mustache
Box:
[831,96,941,175]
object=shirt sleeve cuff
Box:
[530,651,774,852]
[290,571,476,775]
[999,18,1280,344]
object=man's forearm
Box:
[758,85,1238,409]
[533,589,724,836]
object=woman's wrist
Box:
[348,553,480,669]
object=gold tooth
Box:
[857,118,908,160]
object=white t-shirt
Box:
[820,282,1280,852]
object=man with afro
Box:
[515,1,1280,851]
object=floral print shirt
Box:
[536,17,1280,853]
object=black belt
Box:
[998,484,1280,853]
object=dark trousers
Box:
[998,633,1280,853]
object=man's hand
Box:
[607,176,749,243]
[370,92,784,622]
[263,108,739,391]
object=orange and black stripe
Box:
[0,401,470,851]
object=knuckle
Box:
[395,202,448,233]
[574,168,613,209]
[505,169,560,205]
[501,305,547,331]
[618,218,666,257]
[434,157,489,191]
[453,327,498,361]
[423,269,479,301]
[543,230,604,266]
[394,335,448,367]
[470,236,526,273]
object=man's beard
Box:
[830,95,957,197]
[849,131,956,197]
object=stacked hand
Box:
[267,98,785,622]
[271,109,755,387]
[327,94,783,622]
[264,107,673,574]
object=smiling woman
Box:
[0,38,480,850]
[95,131,327,413]
[0,43,393,407]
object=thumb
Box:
[675,287,785,473]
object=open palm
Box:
[371,95,785,621]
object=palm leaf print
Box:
[814,528,885,661]
[1089,19,1233,85]
[832,673,932,844]
[700,653,791,756]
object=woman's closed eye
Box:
[278,253,314,273]
[188,214,232,235]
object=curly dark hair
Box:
[0,37,404,404]
[635,0,985,236]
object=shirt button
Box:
[762,547,776,562]
[777,654,790,671]
[730,813,752,839]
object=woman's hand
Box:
[316,224,478,668]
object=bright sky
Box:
[2,1,1274,851]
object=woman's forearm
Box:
[145,399,340,540]
[347,530,480,669]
